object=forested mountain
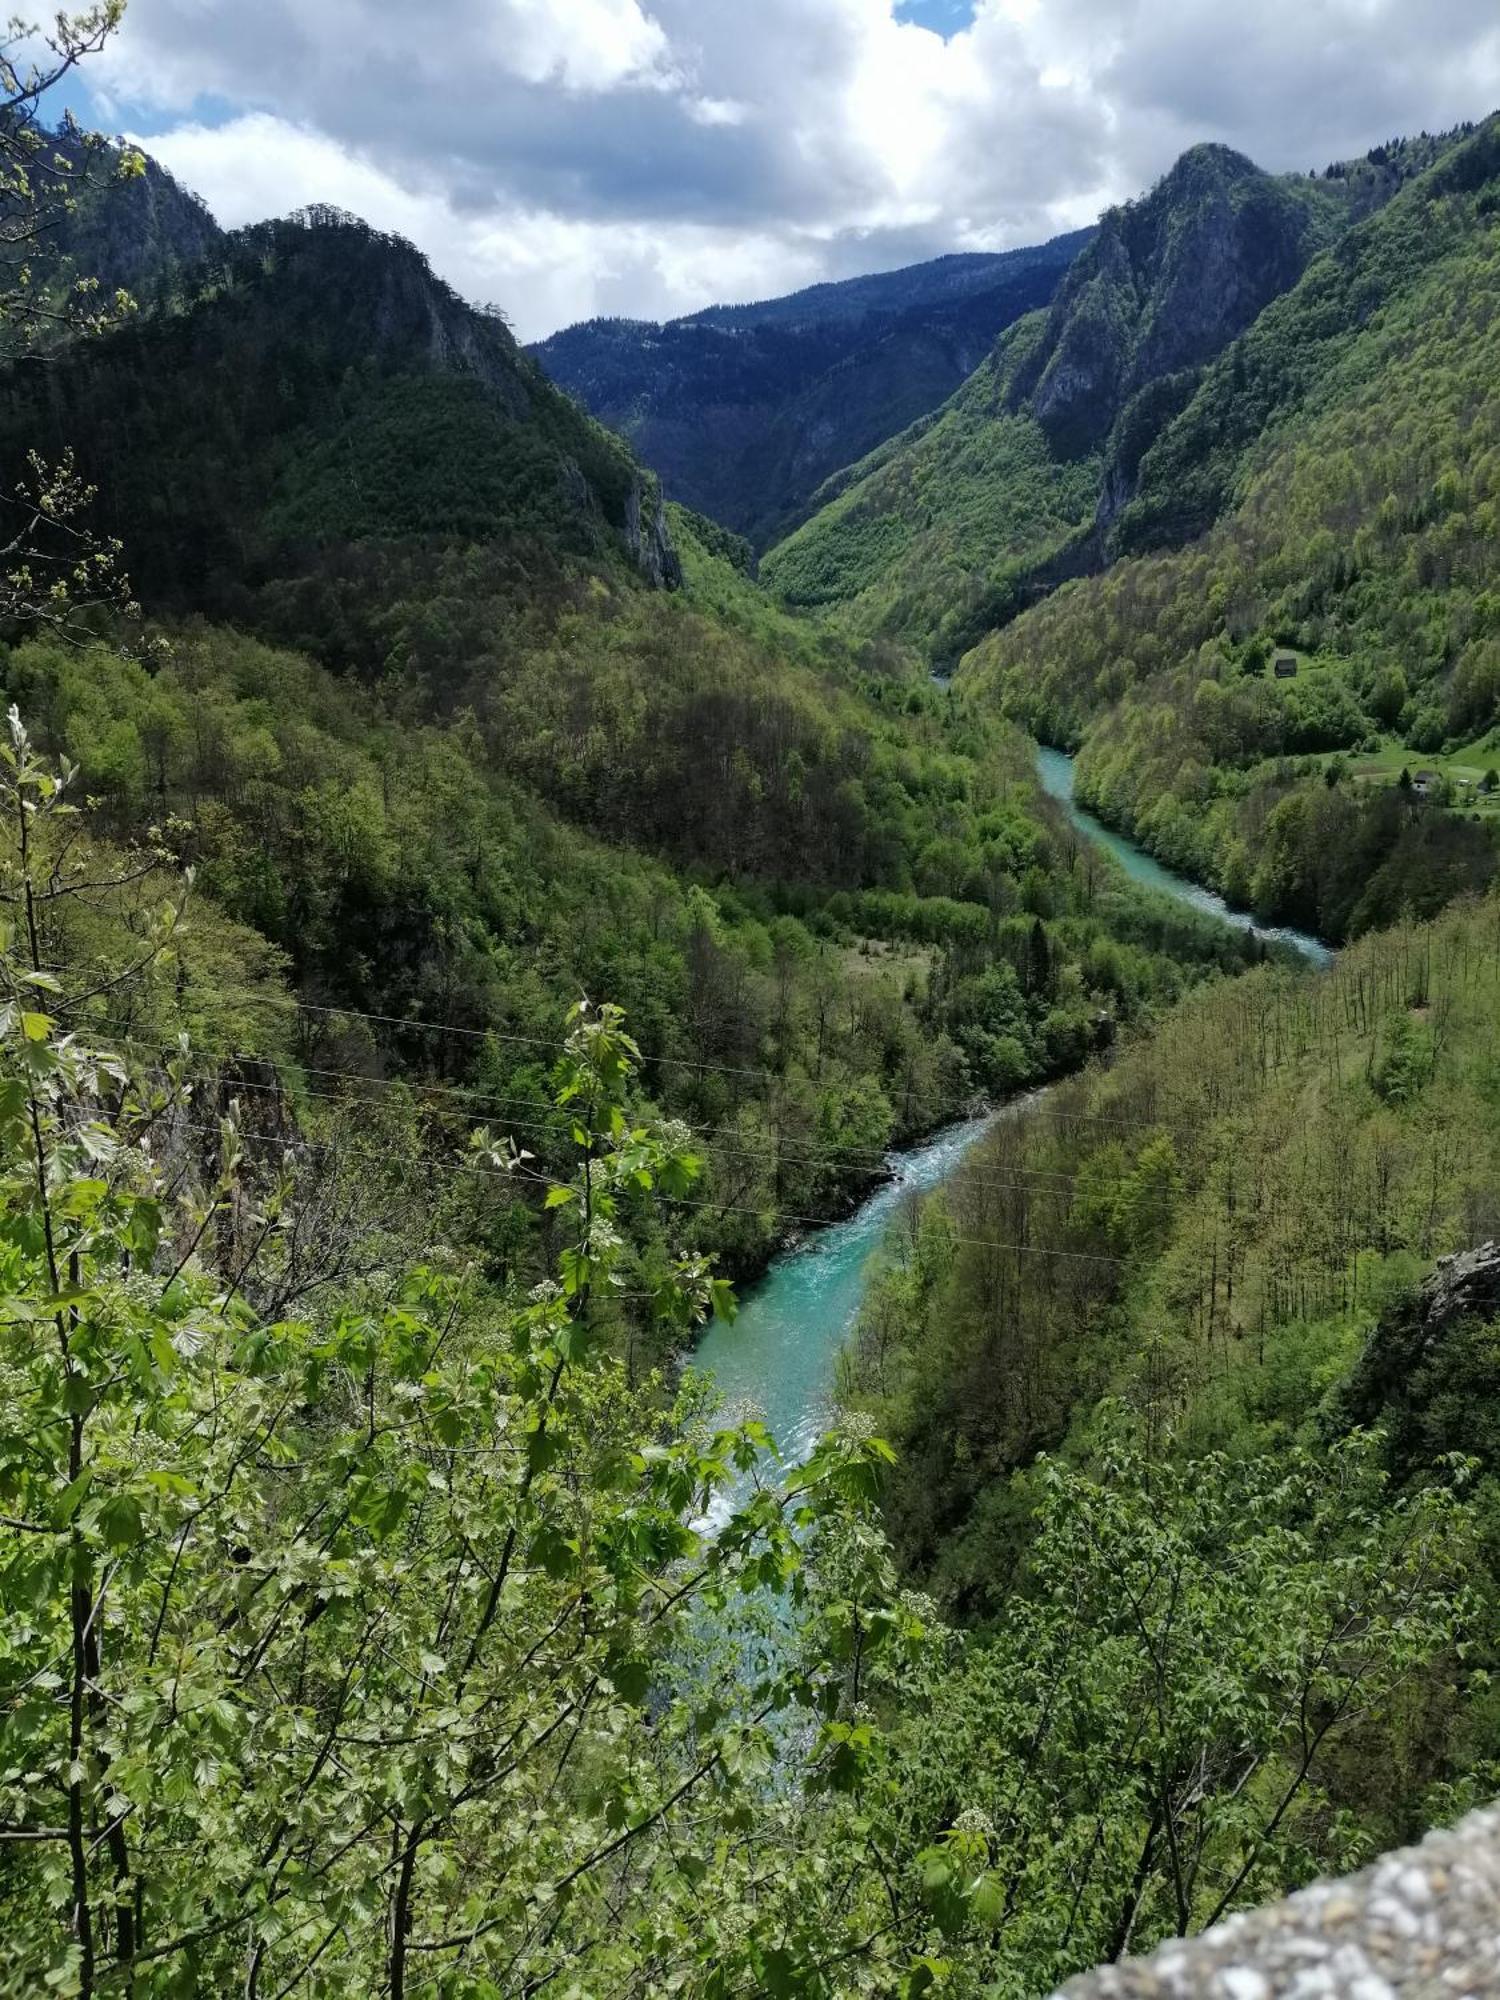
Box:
[765,133,1459,663]
[840,888,1500,1981]
[684,248,1069,330]
[1,524,1255,1297]
[8,693,1499,1993]
[0,180,1252,1295]
[530,231,1088,548]
[963,116,1500,940]
[1011,143,1349,464]
[0,206,681,613]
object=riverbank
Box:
[1035,747,1336,969]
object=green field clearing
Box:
[1342,733,1500,817]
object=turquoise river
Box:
[691,749,1332,1480]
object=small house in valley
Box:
[1274,654,1298,679]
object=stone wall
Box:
[1053,1804,1500,1998]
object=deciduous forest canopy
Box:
[2,6,1500,1997]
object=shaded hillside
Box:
[962,117,1500,941]
[531,232,1088,547]
[761,312,1102,666]
[766,134,1458,663]
[0,525,1254,1293]
[0,206,679,619]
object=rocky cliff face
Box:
[1339,1241,1500,1475]
[623,471,681,589]
[1011,145,1346,474]
[51,138,225,300]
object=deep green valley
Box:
[2,9,1500,1995]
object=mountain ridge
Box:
[0,204,681,614]
[760,128,1471,664]
[530,229,1090,547]
[961,113,1500,942]
[47,130,225,303]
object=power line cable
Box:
[162,1120,1136,1272]
[136,1064,1233,1215]
[157,1111,1309,1266]
[101,1017,1209,1160]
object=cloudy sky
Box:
[67,0,1500,340]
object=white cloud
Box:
[497,0,674,93]
[90,0,1500,336]
[137,112,826,338]
[685,97,746,128]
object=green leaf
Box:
[970,1871,1008,1927]
[559,1245,590,1297]
[555,1318,595,1364]
[606,1651,651,1705]
[97,1492,144,1551]
[351,1481,409,1541]
[710,1278,738,1323]
[900,1957,952,1997]
[528,1521,578,1580]
[526,1427,563,1474]
[40,1285,95,1311]
[52,1469,92,1525]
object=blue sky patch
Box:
[47,75,242,142]
[894,0,977,34]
